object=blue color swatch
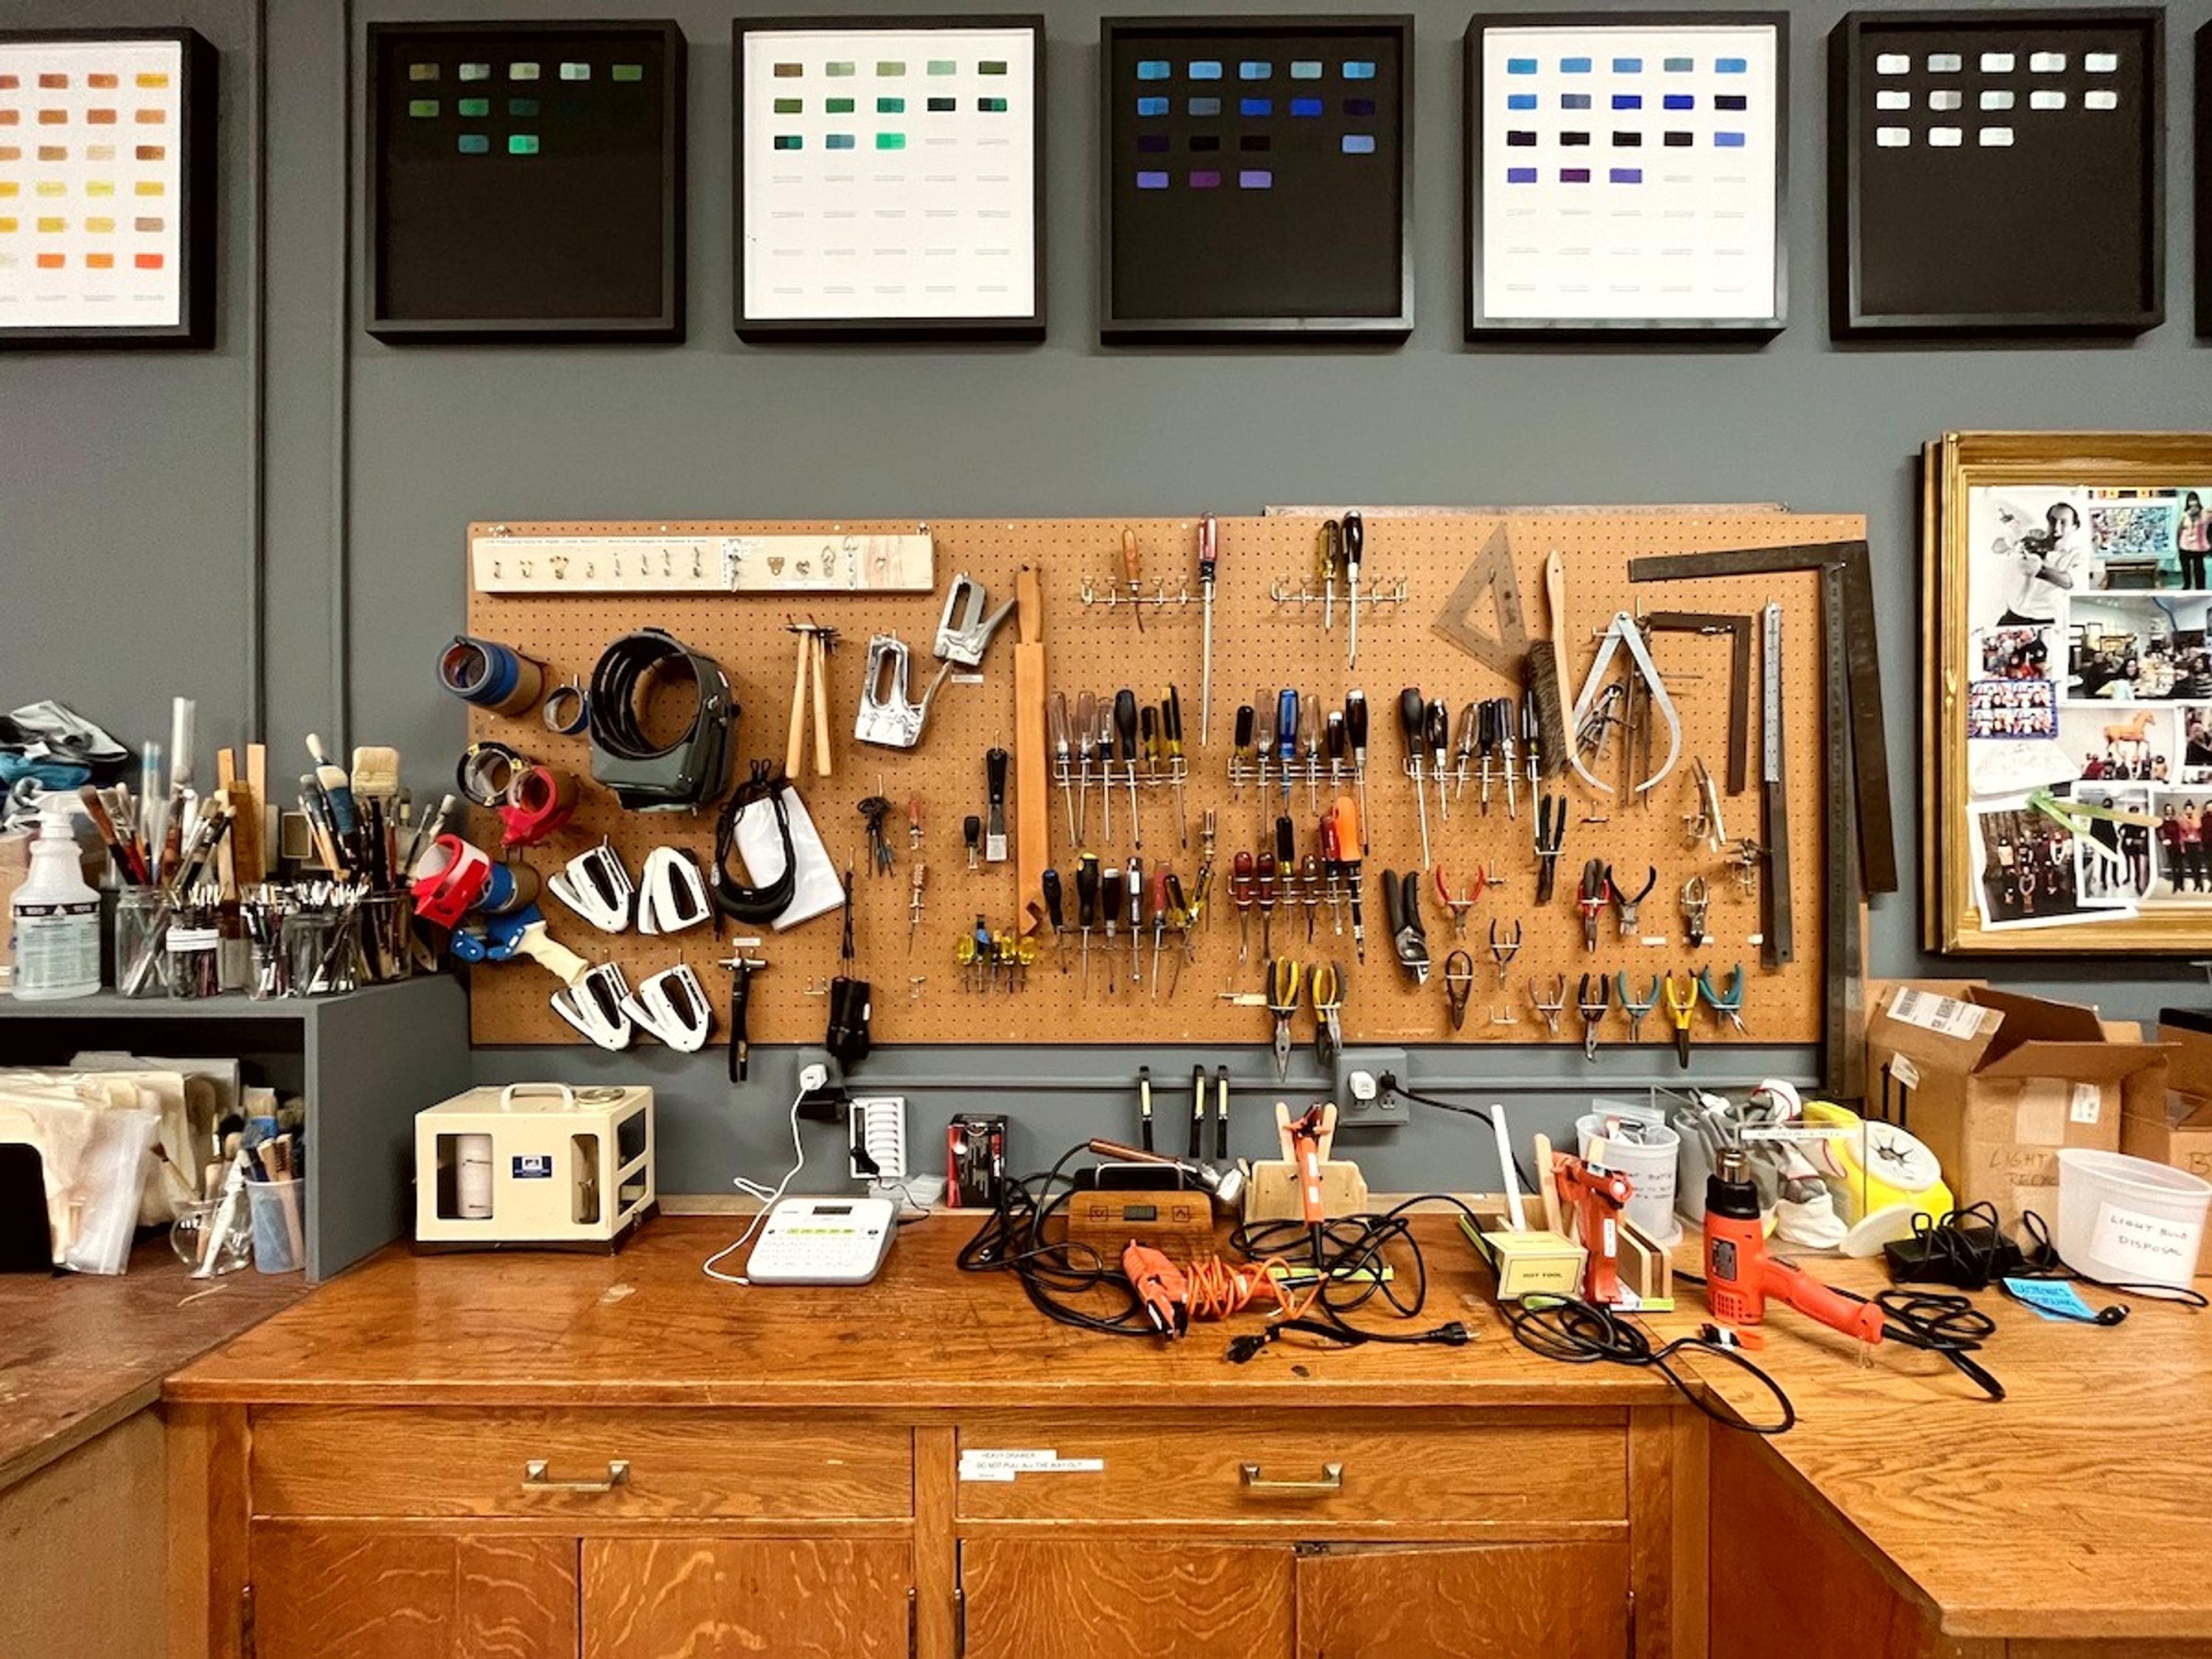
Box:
[1188,96,1219,115]
[1291,60,1321,79]
[1506,165,1537,183]
[1137,96,1168,116]
[1715,130,1744,146]
[1506,56,1538,74]
[1342,134,1374,153]
[1238,168,1271,187]
[1664,94,1694,110]
[1663,56,1693,71]
[1137,60,1169,79]
[1715,57,1747,73]
[1137,169,1168,188]
[1189,60,1221,79]
[1562,93,1590,110]
[1240,60,1271,79]
[1610,166,1641,183]
[1715,94,1747,111]
[1507,92,1537,109]
[1612,93,1641,109]
[1561,56,1592,73]
[1612,57,1642,73]
[1240,96,1271,116]
[1291,96,1323,116]
[1343,60,1376,79]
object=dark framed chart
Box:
[1830,8,2162,338]
[1100,14,1414,342]
[0,26,217,350]
[1463,11,1787,339]
[733,15,1046,341]
[365,20,685,344]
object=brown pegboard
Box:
[463,510,1859,1052]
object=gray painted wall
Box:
[3,0,2207,1202]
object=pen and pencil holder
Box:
[247,1177,305,1274]
[112,889,171,998]
[170,1197,251,1276]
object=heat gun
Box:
[1703,1148,1884,1344]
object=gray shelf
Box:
[0,976,470,1281]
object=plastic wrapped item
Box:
[0,1073,162,1273]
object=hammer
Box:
[784,620,839,780]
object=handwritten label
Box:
[1889,987,1987,1040]
[2090,1202,2201,1282]
[957,1449,1107,1484]
[2002,1277,2098,1322]
[2070,1084,2104,1126]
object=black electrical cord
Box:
[1389,1084,1539,1195]
[1504,1296,1797,1435]
[712,761,798,923]
[588,629,735,811]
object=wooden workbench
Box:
[166,1216,2212,1658]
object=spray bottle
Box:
[11,791,101,1001]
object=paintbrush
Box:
[77,785,146,885]
[305,734,358,837]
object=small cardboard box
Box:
[2124,1021,2212,1273]
[1866,982,2172,1235]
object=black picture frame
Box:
[1829,7,2164,338]
[732,14,1047,342]
[365,20,685,344]
[2198,23,2211,339]
[1099,14,1414,343]
[1461,10,1789,341]
[0,26,217,351]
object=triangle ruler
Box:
[1431,525,1530,679]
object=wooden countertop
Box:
[164,1214,2212,1641]
[1,1236,306,1493]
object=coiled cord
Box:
[1506,1296,1798,1434]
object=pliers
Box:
[1531,973,1569,1039]
[1434,866,1480,936]
[1489,917,1523,985]
[1535,794,1567,904]
[1577,972,1610,1061]
[1443,948,1476,1032]
[1268,956,1305,1081]
[1311,959,1344,1072]
[1382,868,1430,986]
[1607,864,1657,938]
[1664,971,1700,1069]
[1576,859,1609,953]
[1698,962,1747,1036]
[1616,972,1661,1044]
[1681,876,1711,948]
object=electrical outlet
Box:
[1335,1047,1406,1125]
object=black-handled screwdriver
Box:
[1041,866,1067,972]
[1162,685,1187,847]
[1426,698,1450,827]
[1344,691,1370,853]
[1076,853,1099,997]
[1399,688,1431,868]
[1114,689,1142,849]
[1234,703,1256,798]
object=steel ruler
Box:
[1762,600,1794,968]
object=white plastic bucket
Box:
[1579,1111,1681,1248]
[2056,1148,2212,1290]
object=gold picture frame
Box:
[1925,430,2212,953]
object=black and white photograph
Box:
[1965,677,2055,738]
[2072,785,2152,904]
[1968,794,2117,929]
[1968,489,2091,631]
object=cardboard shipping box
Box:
[1866,982,2172,1234]
[2124,1020,2212,1272]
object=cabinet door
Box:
[1296,1542,1632,1659]
[581,1537,910,1659]
[251,1527,579,1659]
[959,1539,1296,1659]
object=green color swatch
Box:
[825,96,854,113]
[611,63,643,82]
[773,97,802,113]
[457,97,489,117]
[408,99,438,117]
[979,60,1009,74]
[507,133,538,154]
[978,96,1007,112]
[876,131,904,149]
[773,134,802,150]
[877,96,904,112]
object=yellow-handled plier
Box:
[1268,957,1306,1082]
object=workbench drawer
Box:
[250,1407,912,1521]
[953,1412,1626,1527]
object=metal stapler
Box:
[855,574,1015,751]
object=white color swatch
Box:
[1479,20,1779,323]
[738,25,1036,323]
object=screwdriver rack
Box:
[1077,579,1196,612]
[463,509,1851,1052]
[1266,574,1412,611]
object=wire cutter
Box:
[1664,971,1700,1069]
[1616,972,1661,1044]
[1699,962,1747,1036]
[1383,869,1430,985]
[1443,948,1476,1032]
[1489,918,1523,986]
[1576,972,1611,1061]
[1531,974,1569,1039]
[1434,866,1479,936]
[1268,956,1305,1081]
[1535,794,1567,904]
[1311,959,1344,1071]
[1607,864,1657,937]
[1576,859,1609,953]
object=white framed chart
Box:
[1464,12,1787,338]
[733,14,1044,340]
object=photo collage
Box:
[1964,484,2212,930]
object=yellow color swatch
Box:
[134,180,163,197]
[36,217,63,232]
[85,216,113,233]
[0,218,16,233]
[33,181,63,197]
[85,181,113,197]
[135,72,170,88]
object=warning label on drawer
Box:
[957,1449,1106,1483]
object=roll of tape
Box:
[478,858,542,916]
[440,635,546,718]
[410,835,494,927]
[542,681,589,736]
[498,764,578,848]
[457,741,527,808]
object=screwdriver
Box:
[1455,701,1480,805]
[1298,695,1320,811]
[908,861,927,953]
[963,814,982,872]
[1233,704,1256,800]
[1100,863,1123,996]
[1256,850,1279,961]
[1164,870,1192,995]
[1521,687,1541,789]
[1300,852,1323,942]
[1399,688,1431,868]
[1161,685,1188,848]
[1320,810,1346,936]
[1074,690,1097,840]
[908,795,924,854]
[1232,850,1256,961]
[1115,688,1142,849]
[1252,694,1276,825]
[1345,691,1370,853]
[1149,863,1169,998]
[1343,510,1364,668]
[1325,709,1346,802]
[1042,866,1067,972]
[1122,528,1146,632]
[1076,853,1099,995]
[1197,513,1217,745]
[1140,703,1158,784]
[1426,698,1451,826]
[1499,696,1520,819]
[1318,517,1340,633]
[1275,689,1299,810]
[1126,856,1143,987]
[1049,692,1075,843]
[984,747,1009,863]
[1094,695,1115,841]
[1330,794,1367,963]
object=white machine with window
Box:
[415,1082,654,1251]
[744,1196,897,1285]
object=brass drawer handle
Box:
[522,1458,631,1494]
[1239,1461,1343,1495]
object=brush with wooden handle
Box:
[1527,551,1571,779]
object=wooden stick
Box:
[1012,565,1048,930]
[810,631,833,778]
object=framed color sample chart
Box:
[1925,432,2212,955]
[366,21,685,343]
[733,16,1045,340]
[1100,16,1413,341]
[0,28,215,350]
[1831,9,2162,336]
[1463,12,1786,338]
